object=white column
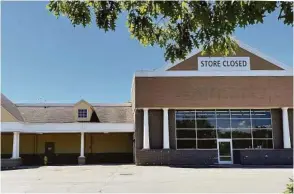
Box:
[282,107,291,148]
[143,108,150,149]
[163,108,170,149]
[11,132,18,159]
[80,132,85,157]
[16,132,20,158]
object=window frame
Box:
[175,109,274,150]
[78,109,88,118]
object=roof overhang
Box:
[1,122,134,133]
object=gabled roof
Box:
[74,99,94,110]
[160,38,292,72]
[16,104,133,123]
[1,94,24,122]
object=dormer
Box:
[74,100,94,122]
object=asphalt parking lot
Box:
[1,165,292,193]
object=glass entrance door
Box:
[217,139,233,164]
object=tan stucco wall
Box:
[1,107,18,122]
[74,101,93,122]
[2,133,133,155]
[35,133,80,153]
[20,134,35,154]
[1,133,13,154]
[85,133,133,153]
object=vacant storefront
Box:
[1,40,293,167]
[133,41,293,166]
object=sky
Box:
[1,2,293,103]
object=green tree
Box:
[47,1,293,62]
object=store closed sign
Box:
[198,57,250,71]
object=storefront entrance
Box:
[217,139,233,164]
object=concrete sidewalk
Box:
[1,165,292,193]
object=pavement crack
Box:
[97,166,120,193]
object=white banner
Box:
[198,57,250,71]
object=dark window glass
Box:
[232,128,252,138]
[231,119,251,128]
[217,129,231,138]
[253,139,273,149]
[176,119,195,128]
[218,142,231,155]
[196,119,216,129]
[177,140,196,149]
[197,130,216,139]
[231,110,250,118]
[252,129,272,138]
[78,109,87,118]
[176,111,195,119]
[216,110,230,118]
[233,140,252,149]
[219,156,232,161]
[217,119,231,129]
[251,110,271,118]
[196,110,216,119]
[197,140,217,149]
[252,119,272,128]
[176,130,196,138]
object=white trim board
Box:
[1,122,134,133]
[154,38,292,73]
[16,103,131,107]
[135,70,293,77]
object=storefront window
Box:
[176,130,196,139]
[177,140,196,149]
[197,140,217,149]
[196,119,216,129]
[232,128,252,138]
[197,130,216,139]
[176,109,273,150]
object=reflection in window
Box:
[233,140,252,149]
[197,130,216,139]
[252,119,272,128]
[216,110,230,118]
[176,119,195,128]
[232,128,252,138]
[196,110,216,119]
[217,119,231,129]
[231,110,250,118]
[196,119,216,129]
[217,129,231,138]
[175,109,273,150]
[231,119,251,128]
[252,129,272,138]
[251,110,271,118]
[176,110,195,118]
[253,139,273,149]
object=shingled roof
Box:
[1,94,24,121]
[16,104,133,123]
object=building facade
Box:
[1,41,293,167]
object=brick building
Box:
[1,40,293,167]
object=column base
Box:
[78,156,86,165]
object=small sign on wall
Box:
[198,57,250,71]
